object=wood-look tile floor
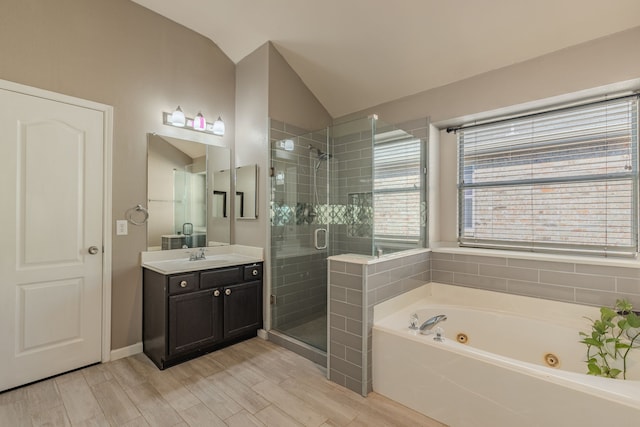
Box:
[0,338,446,427]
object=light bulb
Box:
[171,106,185,127]
[212,116,225,136]
[193,112,206,131]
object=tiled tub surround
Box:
[431,248,640,308]
[327,246,640,396]
[327,249,431,395]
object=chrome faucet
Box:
[419,314,447,334]
[189,247,206,261]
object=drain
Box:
[456,333,468,344]
[544,353,560,368]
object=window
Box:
[374,133,425,251]
[457,96,639,257]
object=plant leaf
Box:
[618,319,629,330]
[616,299,633,314]
[581,338,603,347]
[601,307,617,321]
[627,312,640,328]
[587,362,602,376]
[609,368,622,378]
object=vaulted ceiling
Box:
[132,0,640,118]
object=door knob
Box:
[225,289,232,296]
[213,290,221,297]
[88,246,99,255]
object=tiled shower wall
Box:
[271,250,327,328]
[330,117,430,256]
[328,250,431,395]
[431,250,640,308]
[331,120,374,255]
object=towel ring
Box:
[126,204,149,226]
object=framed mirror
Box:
[147,133,231,250]
[236,164,258,219]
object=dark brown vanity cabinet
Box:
[143,263,262,369]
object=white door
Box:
[0,87,104,392]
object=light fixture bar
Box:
[162,111,224,136]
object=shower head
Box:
[308,144,332,161]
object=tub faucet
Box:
[419,314,447,334]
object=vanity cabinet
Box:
[143,262,262,369]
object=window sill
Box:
[430,242,640,269]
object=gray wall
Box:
[341,26,640,126]
[236,42,332,331]
[0,0,236,350]
[235,43,269,248]
[340,26,640,247]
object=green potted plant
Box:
[579,299,640,379]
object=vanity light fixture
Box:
[162,106,224,136]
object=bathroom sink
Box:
[143,254,256,274]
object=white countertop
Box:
[141,245,263,275]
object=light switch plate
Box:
[116,220,128,236]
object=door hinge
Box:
[270,294,276,305]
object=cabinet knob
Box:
[179,280,188,288]
[225,288,232,296]
[252,269,258,276]
[213,290,221,297]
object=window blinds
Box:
[458,96,639,256]
[374,137,423,246]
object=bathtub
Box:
[372,283,640,427]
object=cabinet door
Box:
[169,289,222,355]
[223,281,262,339]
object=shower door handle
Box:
[314,228,327,250]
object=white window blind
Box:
[458,96,639,257]
[374,137,423,248]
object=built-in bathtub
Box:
[373,283,640,427]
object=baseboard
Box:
[110,342,143,361]
[257,328,268,339]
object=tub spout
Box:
[420,314,447,334]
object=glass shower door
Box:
[270,125,330,352]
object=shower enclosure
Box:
[173,166,207,248]
[269,116,427,355]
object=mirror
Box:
[147,133,231,250]
[236,164,258,219]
